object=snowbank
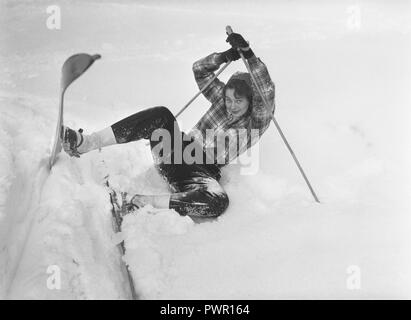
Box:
[0,0,410,299]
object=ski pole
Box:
[175,60,232,118]
[175,27,236,118]
[145,39,234,145]
[144,59,232,146]
[226,25,320,203]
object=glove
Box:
[226,32,249,49]
[226,32,255,59]
[220,47,240,63]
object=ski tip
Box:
[92,54,102,61]
[48,157,55,171]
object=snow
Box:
[1,0,411,299]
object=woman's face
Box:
[225,88,250,119]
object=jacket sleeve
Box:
[248,56,275,133]
[192,53,226,104]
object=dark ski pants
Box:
[111,106,229,218]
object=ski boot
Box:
[109,189,141,225]
[61,126,84,158]
[120,192,141,216]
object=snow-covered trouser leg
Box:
[168,174,229,218]
[110,106,229,218]
[111,106,189,167]
[111,106,175,145]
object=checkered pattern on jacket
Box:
[189,52,275,166]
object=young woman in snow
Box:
[62,32,275,219]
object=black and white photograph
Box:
[0,0,410,304]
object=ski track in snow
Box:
[0,93,136,299]
[1,0,411,299]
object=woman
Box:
[62,32,275,219]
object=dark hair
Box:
[224,78,253,105]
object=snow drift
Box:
[0,0,410,299]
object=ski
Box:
[48,53,138,299]
[49,53,101,170]
[105,178,139,300]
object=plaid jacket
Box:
[188,52,275,166]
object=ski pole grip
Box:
[226,25,233,35]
